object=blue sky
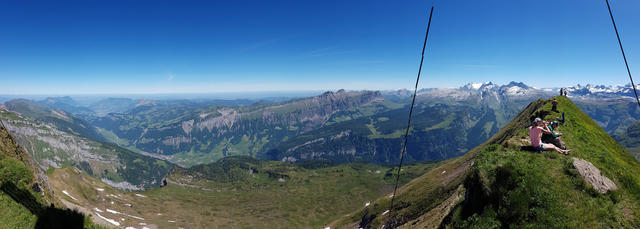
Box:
[0,0,638,94]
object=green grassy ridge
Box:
[443,96,640,228]
[335,96,640,228]
[329,97,537,228]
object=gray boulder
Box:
[572,157,618,194]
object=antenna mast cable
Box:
[389,4,435,216]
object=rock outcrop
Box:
[572,157,618,194]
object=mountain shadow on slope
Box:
[0,119,99,228]
[1,182,84,229]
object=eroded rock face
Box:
[572,157,618,194]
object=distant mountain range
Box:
[565,84,638,98]
[1,82,549,169]
[441,81,640,99]
[398,81,639,99]
[3,81,640,171]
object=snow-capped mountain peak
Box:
[565,83,635,97]
[498,81,533,96]
[461,81,533,95]
[462,82,496,91]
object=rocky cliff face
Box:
[4,99,105,142]
[0,109,172,190]
[0,115,60,208]
[87,90,384,166]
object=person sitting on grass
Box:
[551,98,558,112]
[542,121,566,150]
[530,118,571,155]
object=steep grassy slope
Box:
[574,97,640,136]
[47,156,437,228]
[334,96,640,228]
[0,118,105,228]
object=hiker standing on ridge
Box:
[560,88,563,96]
[530,118,571,155]
[551,98,558,112]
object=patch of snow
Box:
[135,194,147,198]
[108,194,123,199]
[94,208,103,213]
[469,82,483,90]
[156,213,163,216]
[62,190,78,201]
[168,220,176,223]
[441,170,446,174]
[126,214,144,220]
[125,227,137,229]
[278,178,286,183]
[365,201,370,207]
[382,210,390,215]
[107,209,120,214]
[95,213,120,226]
[139,223,147,226]
[95,188,104,192]
[106,208,145,220]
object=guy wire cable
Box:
[388,3,435,218]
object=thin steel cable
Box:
[605,0,640,108]
[388,5,434,216]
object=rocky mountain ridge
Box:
[87,90,385,166]
[0,109,172,190]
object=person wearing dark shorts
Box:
[542,121,565,149]
[530,118,570,155]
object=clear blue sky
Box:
[0,0,638,94]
